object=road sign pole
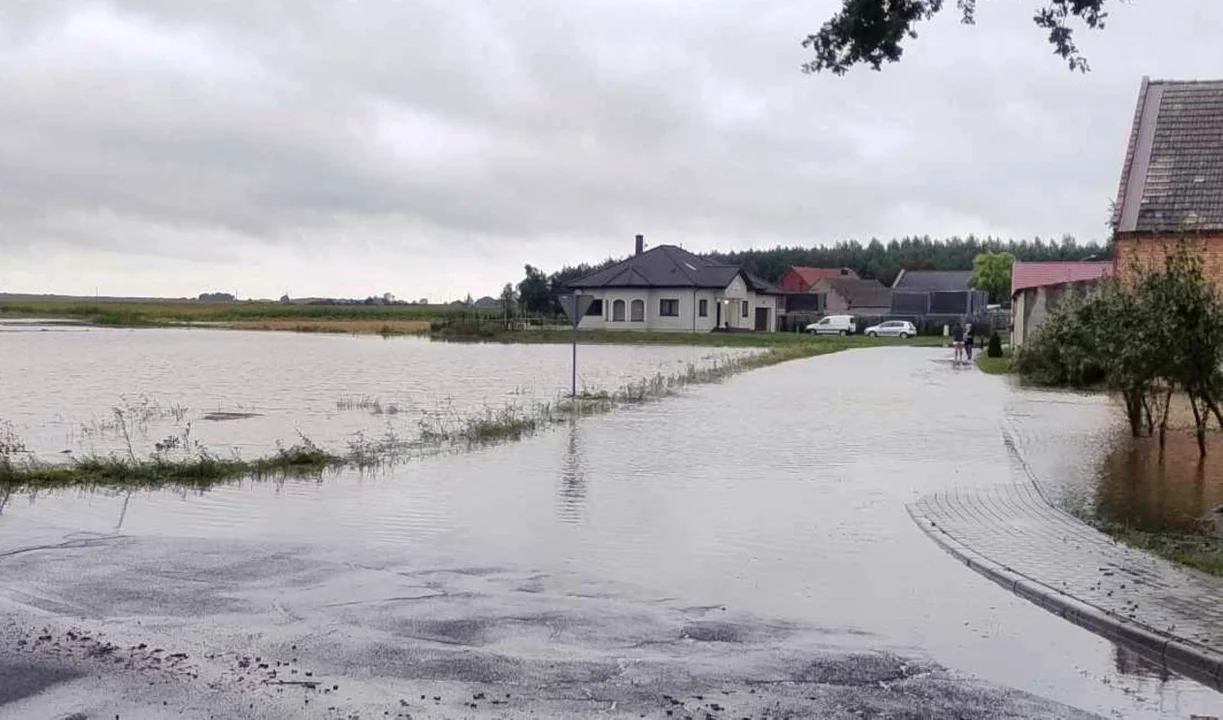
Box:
[559,293,595,401]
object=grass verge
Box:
[1096,523,1223,578]
[434,327,948,350]
[975,350,1014,375]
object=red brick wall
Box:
[1113,232,1223,286]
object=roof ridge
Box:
[658,245,700,284]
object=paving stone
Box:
[911,480,1223,666]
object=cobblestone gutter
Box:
[910,465,1223,692]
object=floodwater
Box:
[3,327,1223,718]
[1005,383,1223,535]
[0,321,751,461]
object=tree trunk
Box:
[1190,393,1207,458]
[1205,393,1223,432]
[1125,391,1145,437]
[1159,387,1174,451]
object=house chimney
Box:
[635,234,644,256]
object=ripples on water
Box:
[0,323,751,461]
[5,340,1223,717]
[1004,386,1223,534]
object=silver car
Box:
[864,320,916,339]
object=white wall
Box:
[575,283,778,333]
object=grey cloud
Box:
[0,0,1220,296]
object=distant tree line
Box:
[708,235,1109,288]
[515,236,1110,314]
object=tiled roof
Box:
[787,267,851,287]
[1114,78,1223,233]
[891,270,972,292]
[1011,261,1113,297]
[568,244,779,292]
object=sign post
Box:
[558,293,597,398]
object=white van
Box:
[805,315,856,336]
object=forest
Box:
[705,235,1107,288]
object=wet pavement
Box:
[911,481,1223,687]
[3,346,1223,717]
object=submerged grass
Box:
[1095,522,1223,579]
[1,336,933,492]
[1,441,340,491]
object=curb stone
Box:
[909,505,1223,691]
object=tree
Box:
[517,265,552,316]
[970,251,1014,304]
[803,0,1110,75]
[500,283,518,319]
[1015,247,1223,457]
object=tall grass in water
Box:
[416,350,770,449]
[2,339,850,491]
[336,395,400,415]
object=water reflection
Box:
[556,422,587,523]
[1114,644,1172,683]
[1096,434,1223,534]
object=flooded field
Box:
[3,334,1223,718]
[0,321,751,462]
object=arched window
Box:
[612,299,626,322]
[630,299,645,322]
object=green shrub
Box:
[987,331,1003,358]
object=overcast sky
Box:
[1,1,1219,300]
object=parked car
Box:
[805,315,856,336]
[864,320,916,339]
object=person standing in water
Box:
[951,322,965,364]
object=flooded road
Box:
[2,336,1223,717]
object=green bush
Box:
[987,331,1003,358]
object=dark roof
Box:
[891,270,973,292]
[1114,78,1223,233]
[824,278,891,308]
[568,244,779,293]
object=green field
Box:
[0,297,488,327]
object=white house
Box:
[567,236,782,333]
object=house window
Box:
[630,299,645,322]
[584,299,603,316]
[741,300,749,318]
[612,299,626,322]
[659,298,679,317]
[698,299,708,317]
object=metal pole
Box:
[572,319,578,398]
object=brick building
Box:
[1113,78,1223,281]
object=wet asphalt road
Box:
[3,347,1223,718]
